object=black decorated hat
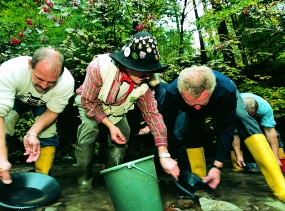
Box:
[109,32,169,73]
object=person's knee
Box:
[80,121,99,131]
[77,120,100,142]
[77,122,99,145]
[4,110,20,136]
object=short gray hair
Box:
[243,97,258,116]
[31,46,64,75]
[178,65,216,98]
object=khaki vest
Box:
[97,54,149,124]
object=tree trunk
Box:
[231,14,248,66]
[210,0,236,67]
[192,0,207,64]
[178,0,188,56]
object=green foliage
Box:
[195,0,285,121]
[238,77,285,118]
[14,112,35,142]
[199,0,285,67]
[1,0,285,159]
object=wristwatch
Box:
[24,133,38,139]
[159,152,171,159]
[212,164,223,171]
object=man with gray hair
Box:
[231,93,282,171]
[162,65,236,189]
[0,47,74,184]
[162,65,285,202]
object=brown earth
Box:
[1,158,285,211]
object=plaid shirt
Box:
[76,56,168,146]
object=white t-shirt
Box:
[0,56,74,116]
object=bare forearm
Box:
[232,135,242,157]
[268,138,279,159]
[101,117,114,129]
[28,108,59,134]
[265,128,279,159]
[158,146,169,155]
[0,117,8,161]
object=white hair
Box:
[178,65,216,98]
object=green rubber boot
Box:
[75,143,94,189]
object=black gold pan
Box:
[173,170,213,200]
[0,172,60,209]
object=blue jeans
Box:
[5,98,59,147]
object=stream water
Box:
[1,158,285,211]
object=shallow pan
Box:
[243,162,260,174]
[0,172,60,210]
[173,170,213,199]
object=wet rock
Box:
[199,197,243,211]
[264,201,285,210]
[249,204,259,210]
[51,201,63,207]
[43,207,56,211]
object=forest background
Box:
[1,0,285,162]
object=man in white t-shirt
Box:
[0,47,74,184]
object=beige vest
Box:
[97,54,149,124]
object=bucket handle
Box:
[128,164,159,182]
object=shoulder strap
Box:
[97,54,118,103]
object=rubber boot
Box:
[105,146,126,169]
[230,151,244,171]
[35,146,56,175]
[75,143,95,188]
[245,134,285,202]
[186,147,206,178]
[279,148,285,159]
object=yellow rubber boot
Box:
[230,151,244,171]
[35,146,56,175]
[279,148,285,159]
[186,147,206,178]
[245,134,285,202]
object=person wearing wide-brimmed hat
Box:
[74,32,180,189]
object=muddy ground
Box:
[1,157,285,211]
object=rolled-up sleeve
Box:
[137,88,168,146]
[0,63,17,117]
[80,59,107,123]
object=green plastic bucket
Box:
[100,155,163,211]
